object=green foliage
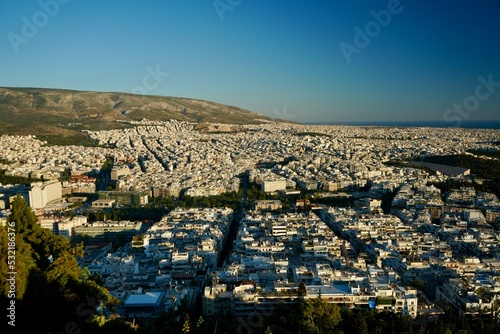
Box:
[196,316,205,329]
[0,196,115,333]
[467,149,500,159]
[298,297,342,334]
[0,229,36,299]
[253,303,418,334]
[431,178,500,200]
[182,314,191,333]
[246,183,266,202]
[86,207,167,223]
[177,189,242,210]
[99,297,500,334]
[9,195,38,235]
[410,278,425,291]
[0,87,272,140]
[310,195,355,208]
[444,307,500,334]
[391,154,500,198]
[4,197,500,334]
[100,318,137,333]
[150,195,176,210]
[143,298,194,334]
[356,313,369,334]
[0,169,40,185]
[422,154,500,180]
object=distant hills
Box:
[0,87,278,144]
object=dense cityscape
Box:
[1,120,500,333]
[1,1,500,332]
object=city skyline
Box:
[1,0,500,123]
[2,119,500,332]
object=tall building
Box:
[28,180,62,209]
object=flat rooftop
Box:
[124,292,164,307]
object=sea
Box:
[306,120,500,130]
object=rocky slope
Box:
[0,87,277,141]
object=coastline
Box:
[304,120,500,130]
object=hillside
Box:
[0,87,277,144]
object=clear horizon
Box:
[1,0,499,124]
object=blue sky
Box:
[1,0,499,123]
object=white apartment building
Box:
[28,180,62,209]
[271,221,287,237]
[58,215,87,241]
[262,179,287,193]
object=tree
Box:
[9,195,37,236]
[182,314,191,333]
[410,278,425,291]
[298,281,307,296]
[194,316,209,334]
[196,316,204,328]
[356,313,369,334]
[100,318,137,333]
[1,195,115,333]
[299,296,342,334]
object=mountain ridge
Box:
[0,86,280,144]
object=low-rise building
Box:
[262,179,287,193]
[92,199,116,208]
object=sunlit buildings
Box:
[262,179,287,193]
[28,180,62,209]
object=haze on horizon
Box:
[0,0,499,123]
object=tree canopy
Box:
[0,196,124,333]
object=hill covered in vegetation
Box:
[0,87,278,145]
